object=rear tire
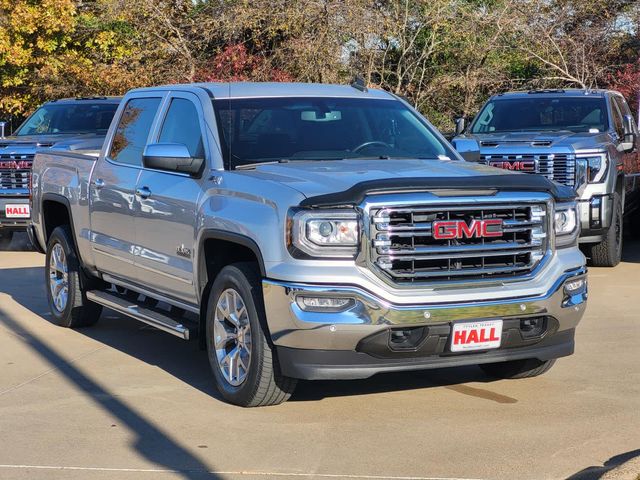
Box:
[45,225,102,328]
[206,262,297,407]
[480,358,556,379]
[587,192,623,267]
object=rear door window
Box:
[109,98,162,166]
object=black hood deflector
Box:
[299,174,576,207]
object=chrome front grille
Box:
[0,154,34,190]
[369,203,548,283]
[481,153,576,187]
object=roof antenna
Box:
[350,75,368,92]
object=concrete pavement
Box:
[0,233,638,480]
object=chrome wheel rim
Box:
[49,243,69,313]
[213,288,252,386]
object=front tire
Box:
[480,358,556,379]
[206,262,297,407]
[45,226,102,328]
[588,192,623,267]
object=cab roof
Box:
[45,96,122,105]
[131,82,398,100]
[492,89,615,100]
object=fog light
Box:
[296,296,355,312]
[564,278,586,294]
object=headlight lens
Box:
[555,204,580,248]
[576,153,607,183]
[290,209,359,258]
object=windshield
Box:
[15,103,119,136]
[213,97,453,168]
[471,97,609,134]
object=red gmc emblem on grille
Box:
[432,219,504,240]
[489,160,535,172]
[0,160,32,170]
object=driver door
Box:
[132,92,207,304]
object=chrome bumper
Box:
[262,268,587,351]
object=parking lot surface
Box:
[0,233,638,480]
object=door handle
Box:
[93,178,105,189]
[135,186,152,200]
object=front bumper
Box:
[0,197,30,231]
[578,194,613,243]
[263,268,587,380]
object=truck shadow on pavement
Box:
[0,267,224,479]
[0,265,509,407]
[566,448,640,480]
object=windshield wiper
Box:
[343,155,438,160]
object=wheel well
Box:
[42,200,71,244]
[198,237,264,348]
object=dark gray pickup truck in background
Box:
[452,89,640,267]
[0,97,120,248]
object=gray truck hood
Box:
[0,133,105,154]
[240,158,515,198]
[454,130,612,154]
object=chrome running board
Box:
[86,290,190,340]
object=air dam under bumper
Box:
[262,268,587,380]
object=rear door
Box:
[90,95,164,280]
[132,92,207,304]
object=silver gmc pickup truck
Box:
[0,97,120,248]
[452,89,640,267]
[31,83,587,407]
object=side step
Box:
[86,290,190,340]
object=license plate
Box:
[450,319,503,352]
[5,204,30,218]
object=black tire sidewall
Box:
[206,265,266,404]
[45,227,80,327]
[612,194,623,261]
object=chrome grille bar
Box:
[481,153,576,187]
[368,202,548,283]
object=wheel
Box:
[588,192,623,267]
[205,262,297,407]
[480,358,556,379]
[45,225,102,328]
[0,231,13,249]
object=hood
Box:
[239,159,511,198]
[237,158,555,199]
[0,133,106,154]
[455,130,612,153]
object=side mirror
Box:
[142,143,204,176]
[620,115,637,153]
[454,117,466,136]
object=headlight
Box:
[555,204,580,248]
[576,153,607,183]
[289,209,359,258]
